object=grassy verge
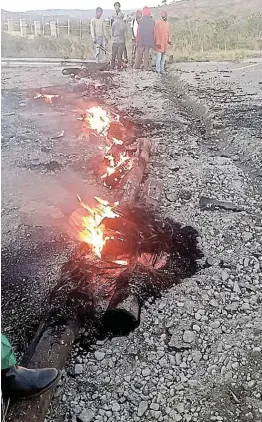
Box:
[2,16,262,62]
[169,15,262,61]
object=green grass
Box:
[2,15,262,61]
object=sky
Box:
[1,0,161,12]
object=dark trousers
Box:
[134,46,151,71]
[132,39,137,66]
[112,42,125,69]
[123,46,128,61]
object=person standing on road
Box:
[111,2,128,63]
[131,10,142,66]
[154,10,171,75]
[111,12,127,70]
[1,333,60,400]
[91,7,108,63]
[134,7,155,71]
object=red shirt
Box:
[154,19,170,53]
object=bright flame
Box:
[84,106,111,136]
[113,260,128,266]
[78,195,120,258]
[34,93,59,103]
[43,94,59,104]
[101,138,134,187]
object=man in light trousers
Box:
[154,10,172,75]
[91,7,108,63]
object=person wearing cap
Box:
[111,12,127,70]
[154,10,172,74]
[131,10,142,66]
[91,7,108,63]
[134,6,155,71]
[111,2,128,63]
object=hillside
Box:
[159,0,262,21]
[1,8,133,23]
[2,0,262,24]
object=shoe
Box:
[2,365,61,400]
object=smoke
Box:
[18,168,104,236]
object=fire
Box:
[44,94,59,104]
[34,93,60,103]
[101,138,133,188]
[83,107,134,188]
[84,106,111,136]
[77,195,120,258]
[113,260,128,266]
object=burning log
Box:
[62,63,109,76]
[115,138,151,205]
[140,177,163,208]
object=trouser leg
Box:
[134,47,143,69]
[143,47,150,71]
[156,52,161,73]
[132,40,136,66]
[117,43,125,69]
[111,43,118,68]
[1,334,16,370]
[160,53,166,73]
[99,39,106,63]
[123,46,128,61]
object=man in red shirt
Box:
[154,10,172,74]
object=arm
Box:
[154,22,161,48]
[102,20,107,41]
[90,19,96,41]
[136,25,140,45]
[167,22,172,45]
[124,22,128,42]
[112,21,116,38]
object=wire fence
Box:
[2,18,111,39]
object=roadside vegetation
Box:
[2,15,262,62]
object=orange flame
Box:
[77,195,120,258]
[101,138,134,187]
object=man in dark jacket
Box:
[111,12,127,70]
[134,6,155,71]
[111,2,128,63]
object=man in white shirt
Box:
[130,10,142,66]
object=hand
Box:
[156,44,161,49]
[168,40,172,46]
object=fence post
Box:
[20,19,27,37]
[79,18,82,40]
[7,19,14,34]
[34,21,41,36]
[50,21,57,37]
[56,18,59,37]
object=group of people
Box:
[90,2,171,74]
